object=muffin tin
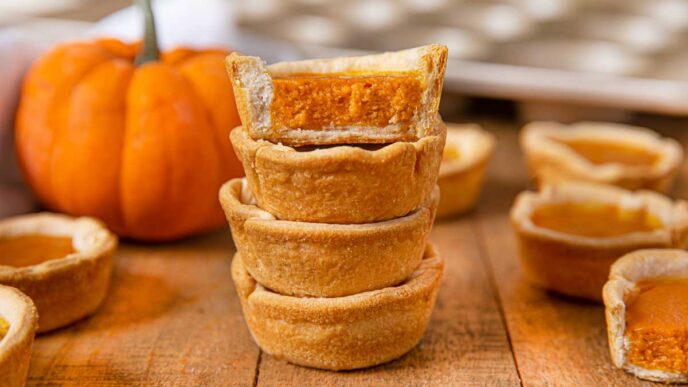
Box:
[236,0,688,117]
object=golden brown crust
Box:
[231,243,443,371]
[520,121,683,192]
[220,178,438,297]
[510,183,688,302]
[436,124,495,219]
[230,118,446,224]
[226,45,448,146]
[0,213,117,332]
[604,249,688,383]
[0,285,37,387]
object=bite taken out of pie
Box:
[604,249,688,383]
[510,182,688,302]
[226,45,448,146]
[520,121,683,192]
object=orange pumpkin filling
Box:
[531,202,662,238]
[0,317,8,340]
[270,72,423,130]
[558,138,659,166]
[0,235,74,267]
[625,278,688,373]
[442,146,460,162]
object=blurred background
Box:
[3,0,688,218]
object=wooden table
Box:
[21,116,688,386]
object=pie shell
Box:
[520,121,683,192]
[0,213,117,332]
[220,178,438,297]
[437,123,495,219]
[603,249,688,383]
[510,183,688,302]
[230,119,445,224]
[231,243,443,371]
[226,45,448,146]
[0,285,37,387]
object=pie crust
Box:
[231,243,443,371]
[521,121,683,192]
[226,45,448,146]
[604,249,688,383]
[437,123,495,219]
[220,178,438,297]
[0,285,37,387]
[230,118,445,224]
[510,182,688,301]
[0,213,117,332]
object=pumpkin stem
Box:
[134,0,160,65]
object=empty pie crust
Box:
[226,44,448,146]
[0,285,37,387]
[521,121,683,192]
[437,123,495,219]
[604,249,688,383]
[0,213,117,332]
[230,118,445,224]
[231,243,443,371]
[510,182,688,301]
[220,178,438,297]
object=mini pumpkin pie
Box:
[0,285,37,387]
[521,121,683,192]
[510,182,688,301]
[604,249,688,383]
[226,44,448,146]
[220,178,438,297]
[436,123,495,219]
[0,213,117,332]
[230,118,445,224]
[231,243,443,371]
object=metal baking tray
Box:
[235,0,688,120]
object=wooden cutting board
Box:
[21,117,682,386]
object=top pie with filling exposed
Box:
[520,121,683,193]
[226,45,448,146]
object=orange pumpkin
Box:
[15,3,243,241]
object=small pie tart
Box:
[230,118,445,224]
[226,44,448,146]
[436,123,495,219]
[0,285,37,387]
[231,243,443,371]
[510,182,688,301]
[604,249,688,383]
[219,178,438,297]
[521,121,683,192]
[0,213,117,332]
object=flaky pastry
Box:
[230,118,445,224]
[0,213,117,332]
[0,285,37,387]
[510,182,688,301]
[231,243,443,371]
[604,249,688,383]
[521,121,683,192]
[220,178,438,297]
[437,123,494,219]
[226,45,448,146]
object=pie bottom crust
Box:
[232,243,444,371]
[0,213,117,332]
[604,249,688,383]
[437,124,494,219]
[0,285,38,387]
[229,117,445,224]
[220,178,438,297]
[510,183,688,302]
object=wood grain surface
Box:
[13,117,686,386]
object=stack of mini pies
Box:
[219,45,448,371]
